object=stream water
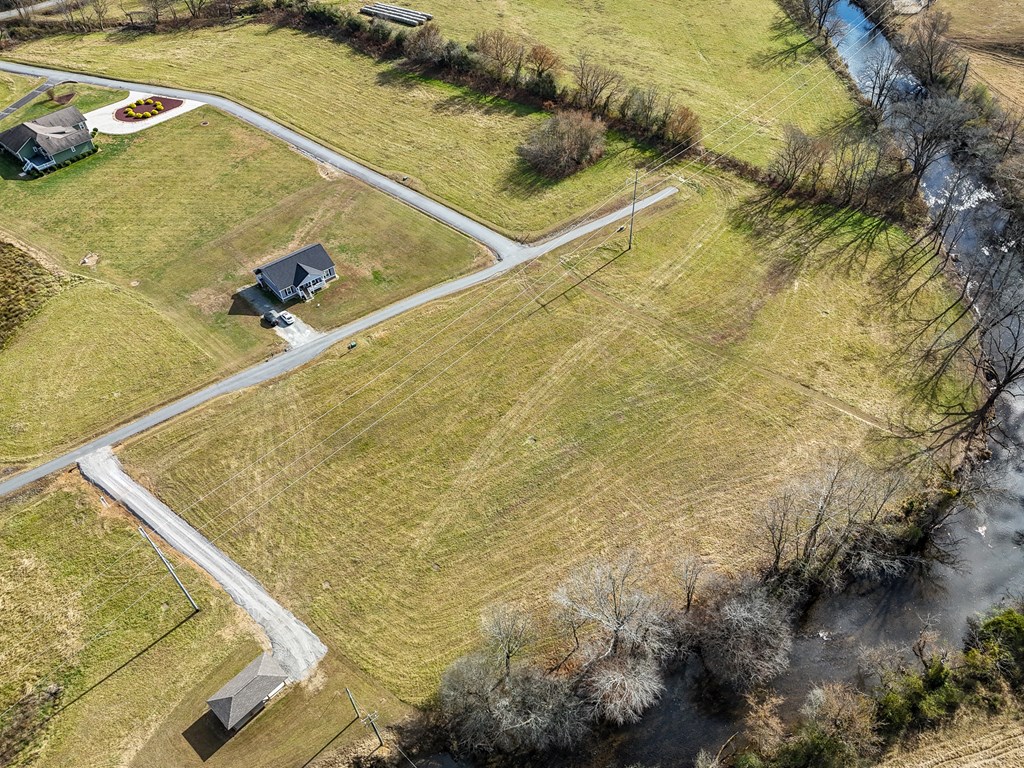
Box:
[422,3,1023,766]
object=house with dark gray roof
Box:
[254,243,337,303]
[207,653,288,732]
[0,106,94,173]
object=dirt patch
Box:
[317,162,344,181]
[188,286,230,315]
[114,96,184,123]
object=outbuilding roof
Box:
[0,106,91,157]
[254,243,335,291]
[206,653,287,731]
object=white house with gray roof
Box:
[0,105,94,172]
[254,243,338,303]
[206,653,288,732]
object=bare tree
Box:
[405,22,445,65]
[584,655,665,725]
[439,654,587,754]
[894,97,974,194]
[474,29,526,85]
[757,453,905,588]
[90,0,111,27]
[182,0,206,19]
[482,604,534,681]
[553,552,672,664]
[901,10,966,93]
[527,43,561,81]
[571,52,622,116]
[864,48,904,111]
[675,550,706,613]
[802,0,841,38]
[621,85,662,137]
[698,578,793,690]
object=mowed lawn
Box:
[0,104,481,467]
[0,477,261,767]
[935,0,1024,106]
[4,5,854,238]
[0,70,41,110]
[122,172,945,705]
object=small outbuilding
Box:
[254,243,337,303]
[0,106,94,173]
[206,653,288,732]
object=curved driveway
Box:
[79,448,327,681]
[0,58,678,498]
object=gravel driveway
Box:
[79,447,327,681]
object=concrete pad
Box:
[84,90,204,135]
[237,285,325,351]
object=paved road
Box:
[0,0,60,21]
[79,447,327,680]
[0,185,676,499]
[0,76,54,121]
[0,60,530,258]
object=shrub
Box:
[341,12,367,35]
[517,110,606,178]
[392,28,408,53]
[973,608,1024,687]
[304,2,341,27]
[366,17,392,44]
[661,105,702,149]
[439,39,471,72]
[143,112,152,118]
[527,71,558,100]
[145,98,154,104]
[404,22,445,65]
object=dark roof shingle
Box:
[0,106,91,157]
[254,243,335,291]
[207,653,287,730]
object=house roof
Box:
[0,106,91,157]
[207,653,287,730]
[254,243,335,291]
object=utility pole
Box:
[346,688,384,752]
[628,169,638,250]
[138,526,200,613]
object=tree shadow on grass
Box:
[731,192,894,279]
[500,157,561,199]
[749,13,823,70]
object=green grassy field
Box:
[0,477,261,767]
[121,172,948,706]
[0,71,40,111]
[3,6,855,238]
[0,279,217,466]
[0,477,404,768]
[0,105,481,468]
[0,82,128,131]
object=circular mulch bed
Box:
[114,96,184,123]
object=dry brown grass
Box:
[878,711,1024,767]
[934,0,1024,108]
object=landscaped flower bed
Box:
[114,96,184,123]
